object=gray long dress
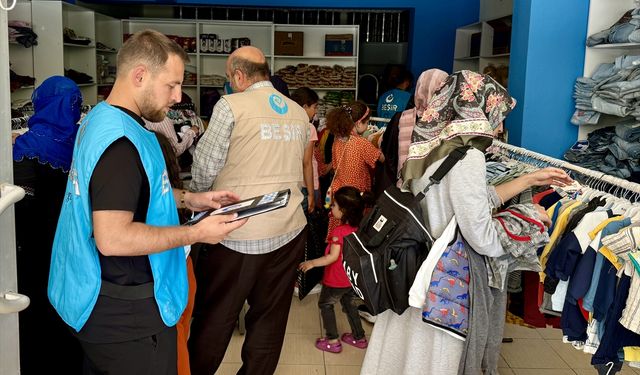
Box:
[361,148,504,375]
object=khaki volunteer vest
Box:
[213,85,309,240]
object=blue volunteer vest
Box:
[377,88,411,127]
[48,102,187,332]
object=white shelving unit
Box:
[8,1,35,102]
[120,20,358,116]
[453,16,511,74]
[199,20,273,109]
[95,13,121,101]
[122,19,276,116]
[32,1,97,104]
[9,6,360,115]
[273,24,358,98]
[578,0,638,139]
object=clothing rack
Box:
[10,116,29,130]
[491,140,640,199]
[10,104,95,131]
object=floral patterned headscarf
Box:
[401,70,516,189]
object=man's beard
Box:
[140,87,168,122]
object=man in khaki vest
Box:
[189,46,309,375]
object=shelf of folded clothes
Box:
[564,121,640,182]
[587,7,640,48]
[571,54,640,126]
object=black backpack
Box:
[342,146,471,315]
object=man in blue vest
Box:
[48,29,247,375]
[376,68,414,127]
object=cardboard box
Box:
[325,34,354,56]
[275,31,304,56]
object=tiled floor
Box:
[215,293,638,375]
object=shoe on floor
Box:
[315,337,342,353]
[357,305,377,323]
[341,333,368,349]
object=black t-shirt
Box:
[76,105,165,343]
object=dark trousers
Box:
[78,326,177,375]
[189,229,306,375]
[318,285,365,340]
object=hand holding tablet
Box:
[184,189,291,225]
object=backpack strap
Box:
[415,145,472,200]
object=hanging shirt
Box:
[539,200,583,281]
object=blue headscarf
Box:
[13,76,82,172]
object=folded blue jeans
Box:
[591,95,632,117]
[615,119,640,141]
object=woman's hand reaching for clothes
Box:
[524,167,573,188]
[495,167,573,206]
[533,203,552,228]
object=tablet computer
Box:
[184,189,291,225]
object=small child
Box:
[299,186,369,353]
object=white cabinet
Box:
[578,0,638,139]
[8,1,35,102]
[452,16,511,74]
[31,1,97,104]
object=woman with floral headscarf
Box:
[377,68,449,194]
[13,76,84,374]
[362,71,571,375]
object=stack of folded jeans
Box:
[564,126,615,171]
[608,119,640,180]
[587,7,640,47]
[572,55,640,125]
[565,123,640,180]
